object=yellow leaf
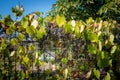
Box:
[64,68,68,78]
[10,51,15,57]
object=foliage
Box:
[0,5,120,80]
[49,0,120,23]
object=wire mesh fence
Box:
[0,23,97,80]
[0,39,94,80]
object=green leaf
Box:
[10,22,16,30]
[21,16,29,28]
[105,72,111,80]
[2,70,7,74]
[36,11,41,16]
[40,61,46,67]
[86,17,94,25]
[36,30,43,39]
[26,26,35,35]
[28,44,36,51]
[46,69,51,75]
[17,25,24,32]
[45,16,55,23]
[6,22,16,35]
[64,22,73,33]
[23,56,29,65]
[87,44,97,54]
[97,58,109,68]
[18,33,25,41]
[56,14,66,27]
[35,51,41,59]
[101,51,105,59]
[1,38,7,50]
[79,65,84,71]
[6,28,14,35]
[111,45,117,54]
[35,58,40,67]
[83,30,88,40]
[61,58,68,64]
[17,46,26,54]
[36,27,46,39]
[4,15,13,26]
[75,26,80,37]
[37,17,43,24]
[93,68,100,79]
[21,71,25,79]
[88,32,98,42]
[76,21,85,33]
[10,38,18,46]
[109,34,114,44]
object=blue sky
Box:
[0,0,57,19]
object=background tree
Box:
[49,0,120,22]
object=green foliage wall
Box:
[0,5,120,80]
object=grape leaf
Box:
[56,14,66,27]
[87,44,97,54]
[61,58,68,64]
[36,11,41,16]
[26,26,35,35]
[88,32,98,42]
[64,22,73,33]
[111,45,117,54]
[109,34,114,44]
[93,68,100,79]
[105,72,111,80]
[10,38,18,46]
[21,16,29,28]
[18,33,25,41]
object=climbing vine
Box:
[0,5,120,80]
